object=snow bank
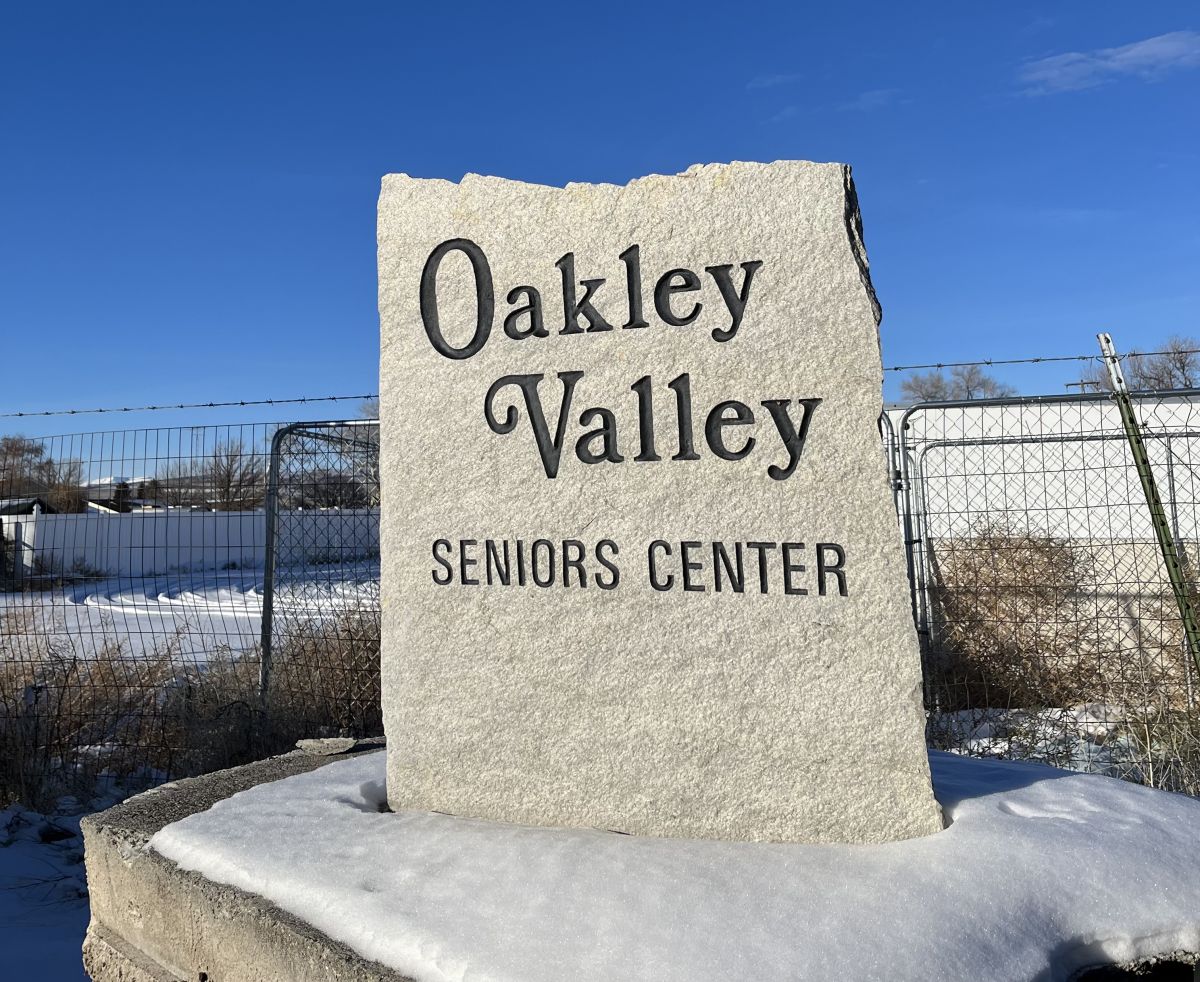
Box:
[0,560,378,659]
[0,792,115,982]
[150,751,1200,982]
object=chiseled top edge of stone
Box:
[379,159,849,193]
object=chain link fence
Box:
[4,389,1200,809]
[0,420,381,808]
[260,420,381,739]
[894,391,1200,793]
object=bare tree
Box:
[1080,335,1200,392]
[349,422,381,508]
[0,436,47,497]
[359,398,379,419]
[156,459,204,508]
[154,443,266,510]
[0,438,86,510]
[900,365,1016,403]
[899,370,949,403]
[202,442,267,512]
[36,458,85,513]
[284,423,381,510]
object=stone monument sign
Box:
[378,161,942,843]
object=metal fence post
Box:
[895,408,930,646]
[1162,434,1196,706]
[1099,332,1200,680]
[259,423,296,715]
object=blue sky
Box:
[1,2,1197,435]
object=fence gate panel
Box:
[261,420,381,739]
[896,392,1200,792]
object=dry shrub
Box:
[928,524,1197,709]
[264,606,381,742]
[927,525,1100,709]
[0,603,380,810]
[1125,707,1200,796]
[926,522,1200,791]
[925,525,1200,793]
[163,648,261,778]
[0,613,186,808]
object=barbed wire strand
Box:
[1,348,1196,419]
[0,394,379,420]
[883,347,1200,373]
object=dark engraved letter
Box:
[562,539,588,588]
[705,400,756,460]
[531,539,556,588]
[667,374,700,461]
[503,285,548,340]
[420,238,493,360]
[619,244,648,330]
[459,538,479,586]
[596,539,620,590]
[576,407,625,464]
[485,539,511,586]
[484,372,584,479]
[557,252,614,334]
[817,543,848,597]
[712,541,744,593]
[630,375,662,462]
[705,261,762,342]
[680,540,705,593]
[654,268,702,326]
[515,538,527,586]
[746,541,777,593]
[762,398,822,481]
[431,539,453,585]
[648,540,673,591]
[782,541,808,596]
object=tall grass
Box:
[0,606,380,811]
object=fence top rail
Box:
[266,418,379,456]
[275,419,379,431]
[910,428,1200,462]
[0,419,378,445]
[893,387,1200,432]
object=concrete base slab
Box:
[82,745,1199,982]
[82,740,411,982]
[83,925,182,982]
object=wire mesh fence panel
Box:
[0,420,380,809]
[260,421,381,742]
[895,392,1200,793]
[7,392,1200,806]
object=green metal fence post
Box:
[1099,332,1200,680]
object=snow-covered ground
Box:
[151,750,1200,982]
[0,790,121,982]
[0,562,379,659]
[934,706,1161,779]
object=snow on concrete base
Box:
[150,751,1200,982]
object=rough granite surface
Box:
[377,160,942,843]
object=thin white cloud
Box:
[765,105,799,124]
[1019,30,1200,94]
[838,88,901,112]
[747,72,802,90]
